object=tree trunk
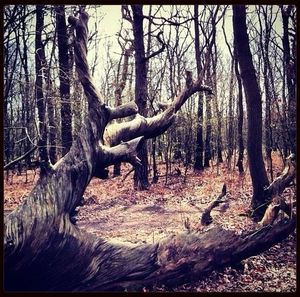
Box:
[204,68,212,168]
[113,46,133,177]
[193,5,204,171]
[43,15,57,165]
[46,69,57,165]
[151,138,159,183]
[132,5,149,190]
[258,6,274,181]
[56,5,73,156]
[233,5,269,216]
[20,7,32,170]
[234,45,244,173]
[212,48,223,165]
[227,58,234,169]
[281,5,296,155]
[35,5,49,174]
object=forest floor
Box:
[3,153,296,292]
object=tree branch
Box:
[104,71,212,146]
[68,12,103,110]
[143,14,194,27]
[144,31,166,61]
[265,154,296,198]
[98,136,144,168]
[121,5,133,24]
[108,101,138,121]
[258,154,296,226]
[201,184,227,225]
[4,146,37,170]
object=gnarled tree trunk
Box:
[4,10,296,292]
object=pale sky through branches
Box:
[89,5,284,111]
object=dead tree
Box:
[4,11,296,292]
[259,154,296,226]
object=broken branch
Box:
[108,101,138,122]
[99,136,144,168]
[201,184,227,225]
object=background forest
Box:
[4,5,296,179]
[3,5,296,292]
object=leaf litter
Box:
[3,153,296,292]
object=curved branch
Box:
[5,211,295,291]
[68,12,103,109]
[201,184,227,225]
[108,101,138,122]
[98,136,144,168]
[145,31,166,61]
[104,71,212,146]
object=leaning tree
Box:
[4,10,296,292]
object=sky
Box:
[99,5,122,37]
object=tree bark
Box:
[233,5,269,215]
[234,44,244,173]
[131,5,149,190]
[193,5,204,171]
[280,5,296,155]
[56,5,73,156]
[35,5,50,174]
[113,45,133,177]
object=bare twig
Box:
[4,146,37,170]
[145,31,166,61]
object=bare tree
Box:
[56,5,73,156]
[234,43,244,173]
[233,5,270,216]
[35,5,50,174]
[280,5,296,155]
[113,38,133,177]
[193,5,204,171]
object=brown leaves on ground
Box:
[3,153,296,292]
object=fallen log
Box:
[5,210,295,291]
